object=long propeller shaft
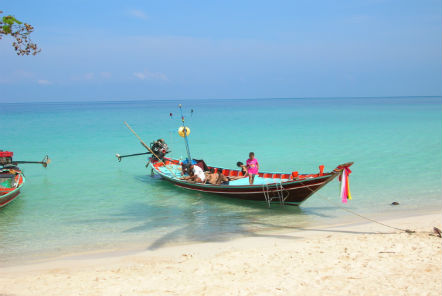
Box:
[115,152,151,162]
[11,155,51,168]
[123,122,178,178]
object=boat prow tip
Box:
[334,162,354,172]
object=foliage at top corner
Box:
[0,10,41,56]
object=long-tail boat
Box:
[150,158,353,206]
[0,166,25,208]
[117,105,353,206]
[0,151,50,209]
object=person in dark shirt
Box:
[237,161,248,176]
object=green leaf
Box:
[2,15,21,25]
[3,24,11,34]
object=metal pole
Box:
[179,104,192,163]
[124,122,179,178]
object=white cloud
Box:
[133,72,145,80]
[71,72,111,81]
[15,70,34,78]
[133,70,168,81]
[100,72,112,78]
[37,79,53,85]
[84,72,94,80]
[127,9,148,20]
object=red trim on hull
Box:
[0,189,21,208]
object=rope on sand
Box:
[305,186,416,234]
[323,197,415,234]
[326,200,442,237]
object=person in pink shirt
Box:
[246,152,259,184]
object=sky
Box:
[0,0,441,102]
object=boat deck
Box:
[156,163,315,186]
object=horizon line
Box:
[0,95,441,105]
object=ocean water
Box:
[0,97,441,264]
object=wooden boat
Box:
[0,167,25,208]
[0,150,50,209]
[150,158,353,206]
[119,116,354,207]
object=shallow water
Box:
[1,97,441,264]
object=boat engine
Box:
[0,151,13,166]
[150,139,169,160]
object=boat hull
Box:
[151,159,352,206]
[162,175,336,205]
[0,188,21,208]
[0,171,25,209]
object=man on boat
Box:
[204,169,218,185]
[187,164,205,183]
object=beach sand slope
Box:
[0,213,441,296]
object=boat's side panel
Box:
[0,173,25,209]
[0,188,21,208]
[158,171,338,205]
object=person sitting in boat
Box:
[180,167,193,179]
[204,168,219,185]
[226,162,249,181]
[181,164,205,183]
[246,152,259,184]
[190,164,206,183]
[237,161,248,176]
[215,169,229,185]
[181,159,208,175]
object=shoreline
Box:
[1,207,440,268]
[1,211,440,295]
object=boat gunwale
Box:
[151,159,340,190]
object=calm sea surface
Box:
[0,97,441,264]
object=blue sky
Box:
[0,0,441,102]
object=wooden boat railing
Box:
[154,158,335,185]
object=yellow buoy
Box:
[178,126,190,137]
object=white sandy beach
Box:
[1,213,441,296]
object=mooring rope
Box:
[305,181,416,234]
[324,195,415,233]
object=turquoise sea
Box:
[1,97,441,265]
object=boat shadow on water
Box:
[139,208,385,251]
[68,174,354,252]
[110,175,359,250]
